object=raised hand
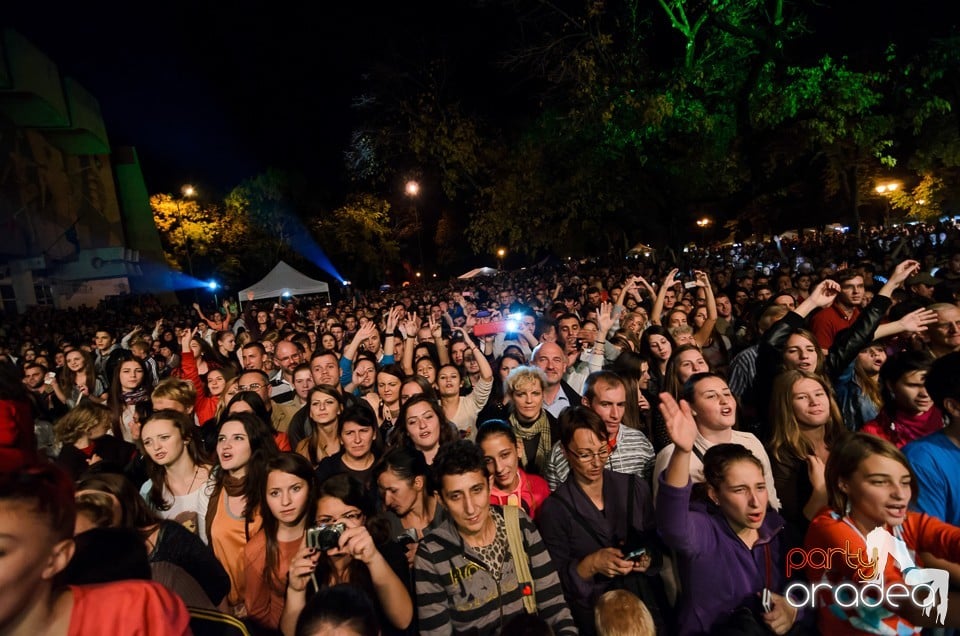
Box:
[427,315,442,339]
[596,301,615,339]
[898,307,938,334]
[808,279,841,308]
[888,259,921,287]
[658,392,698,452]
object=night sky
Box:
[5,1,956,200]
[4,1,522,199]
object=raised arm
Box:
[343,321,378,363]
[659,392,698,489]
[650,268,679,326]
[456,327,492,382]
[383,307,402,359]
[428,316,450,366]
[400,313,420,376]
[693,270,717,347]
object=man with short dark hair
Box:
[414,440,577,636]
[544,371,655,490]
[241,342,266,371]
[809,269,864,351]
[93,329,124,381]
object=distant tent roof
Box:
[457,267,498,280]
[239,261,330,301]
[626,242,655,256]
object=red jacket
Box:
[489,468,551,520]
[0,398,36,468]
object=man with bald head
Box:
[532,341,583,418]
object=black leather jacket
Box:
[747,295,893,442]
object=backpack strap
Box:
[504,505,538,615]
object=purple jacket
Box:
[656,473,788,635]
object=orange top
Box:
[244,530,303,630]
[210,492,262,608]
[68,580,191,636]
[805,508,960,635]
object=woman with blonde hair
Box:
[505,365,559,476]
[767,370,848,547]
[54,401,137,480]
[594,589,655,636]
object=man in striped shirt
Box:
[414,441,577,635]
[545,371,655,490]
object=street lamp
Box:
[496,247,506,271]
[176,185,197,277]
[875,181,901,226]
[695,217,712,246]
[405,180,424,273]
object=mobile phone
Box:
[684,281,698,289]
[473,321,508,337]
[624,548,647,561]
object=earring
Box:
[692,411,699,417]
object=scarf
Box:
[223,472,247,498]
[205,472,248,542]
[509,411,553,475]
[122,387,149,405]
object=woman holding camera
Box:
[280,474,413,636]
[244,453,318,632]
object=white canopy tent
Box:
[457,266,498,280]
[238,261,331,305]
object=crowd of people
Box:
[3,220,960,635]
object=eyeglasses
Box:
[570,447,612,463]
[237,383,263,391]
[316,510,363,525]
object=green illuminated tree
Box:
[312,193,400,286]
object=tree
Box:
[150,193,223,277]
[312,193,400,286]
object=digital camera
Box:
[306,522,346,551]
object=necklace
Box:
[170,465,201,496]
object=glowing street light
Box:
[875,182,900,194]
[176,185,198,278]
[496,247,506,271]
[875,181,902,227]
[405,180,424,271]
[695,217,712,246]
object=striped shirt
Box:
[414,506,577,635]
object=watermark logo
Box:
[784,527,949,625]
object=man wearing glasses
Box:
[268,340,302,404]
[544,371,656,491]
[236,369,297,434]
